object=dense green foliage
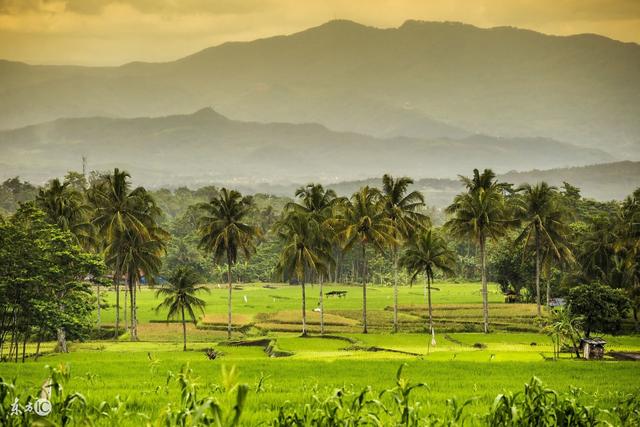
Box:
[0,205,103,361]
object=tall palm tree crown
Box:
[515,182,573,315]
[155,266,209,351]
[445,169,516,333]
[381,174,428,333]
[198,188,261,339]
[288,183,339,221]
[36,178,93,247]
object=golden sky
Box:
[1,0,639,65]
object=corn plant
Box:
[487,377,603,427]
[158,363,249,427]
[379,363,428,426]
[274,386,384,426]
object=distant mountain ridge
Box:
[243,162,638,207]
[0,20,638,157]
[0,108,611,186]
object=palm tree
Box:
[445,169,515,333]
[155,267,209,351]
[332,186,395,333]
[198,188,260,339]
[400,229,455,337]
[36,178,93,247]
[276,212,333,335]
[91,169,165,339]
[382,174,428,333]
[287,184,339,333]
[287,183,339,221]
[107,226,165,340]
[515,183,573,315]
[578,215,617,282]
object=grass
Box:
[2,346,639,425]
[1,281,639,425]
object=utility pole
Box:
[82,156,87,178]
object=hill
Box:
[321,162,640,208]
[0,20,639,157]
[0,109,611,186]
[499,161,640,201]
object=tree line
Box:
[0,168,638,357]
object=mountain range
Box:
[0,108,612,186]
[1,20,639,158]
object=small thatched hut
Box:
[579,337,606,360]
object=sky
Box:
[1,0,639,66]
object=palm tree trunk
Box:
[123,286,128,335]
[319,275,324,335]
[480,236,489,334]
[114,272,120,339]
[427,274,433,334]
[535,228,541,316]
[133,282,138,340]
[129,278,137,341]
[181,306,187,352]
[301,279,307,336]
[393,246,399,333]
[21,333,27,363]
[362,243,368,334]
[96,282,101,327]
[227,256,233,340]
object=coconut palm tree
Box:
[445,169,515,333]
[332,186,395,333]
[515,183,573,315]
[198,188,260,339]
[578,215,617,283]
[275,211,333,335]
[91,169,164,339]
[400,229,455,337]
[36,178,94,247]
[107,226,166,340]
[381,174,428,333]
[155,267,209,351]
[287,184,340,333]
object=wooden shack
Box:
[579,337,606,360]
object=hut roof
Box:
[580,337,606,346]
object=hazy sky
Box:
[1,0,639,65]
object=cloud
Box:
[0,0,58,15]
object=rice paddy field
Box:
[2,282,639,425]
